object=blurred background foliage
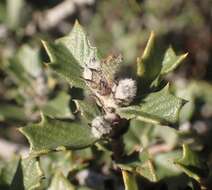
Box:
[0,0,211,189]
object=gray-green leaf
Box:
[42,41,85,88]
[42,21,99,89]
[11,157,43,190]
[136,32,163,84]
[20,114,98,155]
[160,47,187,75]
[117,84,185,124]
[57,21,99,67]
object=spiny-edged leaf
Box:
[160,47,188,75]
[11,157,43,190]
[43,21,99,88]
[42,41,85,88]
[117,151,157,182]
[42,92,74,119]
[48,172,75,190]
[57,21,99,67]
[0,156,43,190]
[122,170,138,190]
[117,84,185,124]
[57,21,98,66]
[136,32,164,83]
[19,114,98,155]
[174,144,209,182]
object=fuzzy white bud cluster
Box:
[82,54,137,111]
[114,78,137,106]
[91,116,112,138]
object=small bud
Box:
[114,78,137,106]
[91,116,112,138]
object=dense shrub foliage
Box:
[0,0,211,189]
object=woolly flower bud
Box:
[114,78,137,106]
[91,116,112,138]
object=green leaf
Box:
[122,170,138,190]
[17,45,42,78]
[42,21,99,88]
[117,84,185,124]
[0,156,43,190]
[123,119,155,152]
[7,58,31,86]
[42,92,74,119]
[19,114,98,155]
[0,156,19,186]
[153,124,178,148]
[42,41,85,88]
[118,151,157,182]
[11,157,43,190]
[39,150,88,189]
[6,44,43,90]
[123,119,178,154]
[160,47,188,75]
[117,108,162,125]
[57,21,99,67]
[48,172,75,190]
[154,151,182,179]
[174,144,209,182]
[136,32,163,83]
[136,33,187,88]
[75,99,100,122]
